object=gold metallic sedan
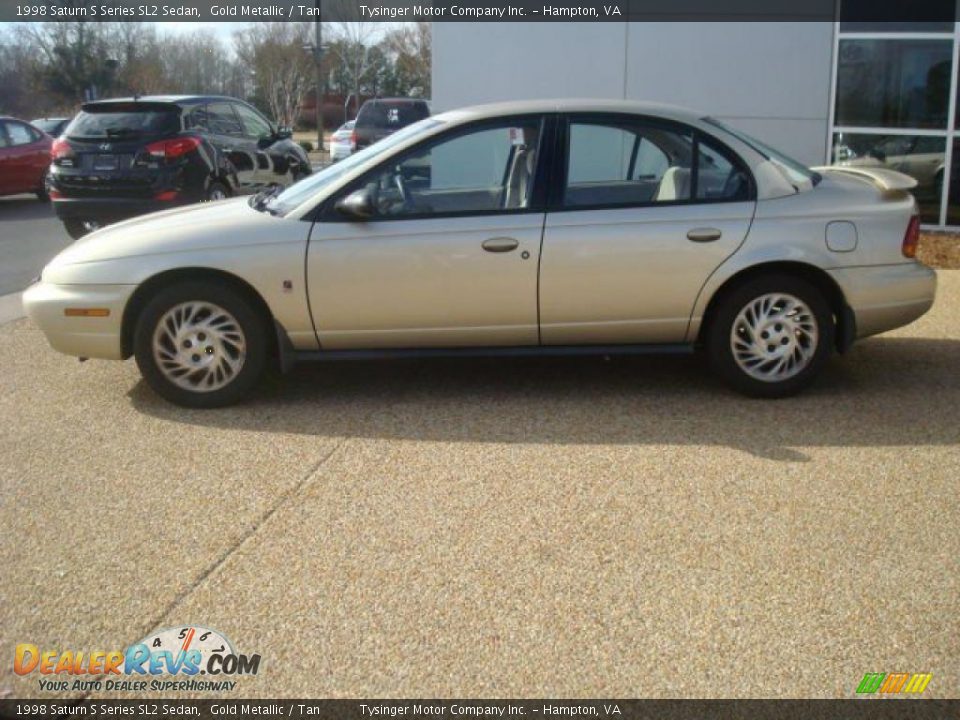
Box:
[24,100,936,407]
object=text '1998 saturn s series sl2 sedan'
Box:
[25,100,937,408]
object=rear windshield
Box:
[356,101,428,129]
[66,105,181,139]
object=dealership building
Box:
[433,18,960,227]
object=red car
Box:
[0,117,53,200]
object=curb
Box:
[0,292,24,326]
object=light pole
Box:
[314,0,325,152]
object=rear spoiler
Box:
[811,166,918,191]
[80,101,178,113]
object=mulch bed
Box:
[919,232,960,269]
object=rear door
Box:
[0,121,49,193]
[0,123,14,193]
[203,101,257,190]
[231,102,277,187]
[539,114,756,345]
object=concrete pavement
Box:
[1,273,958,699]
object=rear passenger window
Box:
[564,120,693,207]
[206,102,243,137]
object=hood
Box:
[49,198,282,268]
[811,166,918,192]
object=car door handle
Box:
[687,228,722,243]
[482,237,519,253]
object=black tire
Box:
[133,280,269,408]
[63,218,96,240]
[706,274,834,398]
[205,181,230,201]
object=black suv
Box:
[50,95,311,239]
[353,98,430,151]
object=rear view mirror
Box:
[335,188,374,220]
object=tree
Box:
[382,22,431,98]
[234,23,314,128]
[23,21,119,104]
[326,22,380,106]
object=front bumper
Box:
[52,196,188,222]
[23,282,136,360]
[829,262,937,339]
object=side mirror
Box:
[335,188,374,220]
[276,126,293,140]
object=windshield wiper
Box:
[104,127,140,138]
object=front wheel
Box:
[62,218,103,240]
[706,275,834,398]
[133,281,268,408]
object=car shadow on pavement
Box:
[0,195,56,220]
[127,336,960,461]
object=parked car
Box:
[25,100,936,407]
[330,120,356,162]
[0,117,52,201]
[353,98,430,150]
[49,95,311,239]
[31,116,72,138]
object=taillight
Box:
[902,215,920,259]
[144,136,201,161]
[51,138,74,164]
[350,130,357,147]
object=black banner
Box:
[0,0,856,22]
[3,700,960,720]
[3,0,956,23]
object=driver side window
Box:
[357,119,542,219]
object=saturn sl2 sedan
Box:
[24,100,937,408]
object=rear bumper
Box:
[22,281,134,360]
[829,262,937,339]
[52,196,187,221]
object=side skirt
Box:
[275,321,695,371]
[289,342,695,367]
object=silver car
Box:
[24,100,936,407]
[329,120,356,162]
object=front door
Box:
[307,117,547,349]
[540,115,757,345]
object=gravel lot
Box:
[1,272,958,699]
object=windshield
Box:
[704,117,820,189]
[66,105,181,139]
[265,118,444,216]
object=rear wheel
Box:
[706,275,834,398]
[133,281,268,408]
[62,218,103,240]
[205,182,229,201]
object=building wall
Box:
[432,22,836,166]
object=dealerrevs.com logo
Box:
[14,626,261,693]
